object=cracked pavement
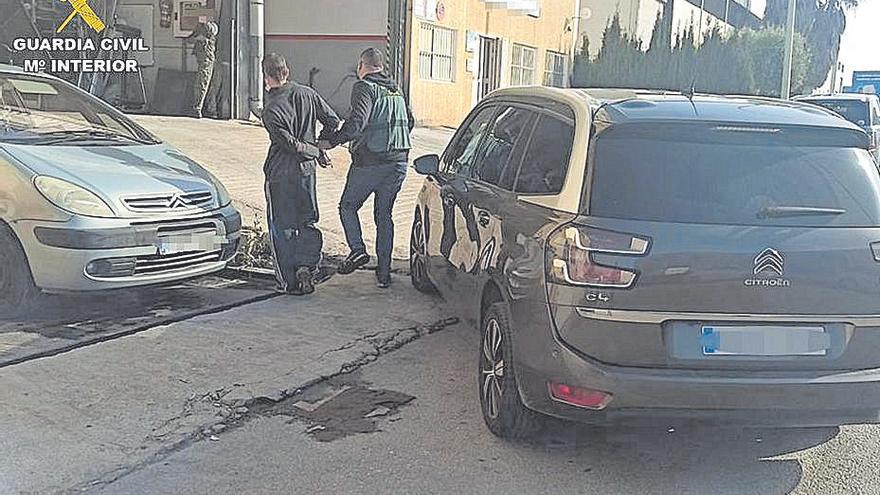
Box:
[84,322,880,495]
[0,270,453,494]
[6,268,880,494]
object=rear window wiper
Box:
[757,206,847,219]
[29,129,155,145]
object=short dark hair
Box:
[360,48,385,69]
[262,53,290,82]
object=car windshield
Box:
[589,123,880,227]
[0,73,158,144]
[806,99,870,126]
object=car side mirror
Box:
[414,154,440,176]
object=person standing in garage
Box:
[320,48,415,289]
[261,53,340,294]
[188,20,218,119]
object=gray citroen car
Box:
[0,65,240,313]
[410,87,880,437]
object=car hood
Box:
[1,142,220,217]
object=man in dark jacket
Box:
[262,53,340,294]
[320,48,414,288]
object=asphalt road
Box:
[91,323,880,495]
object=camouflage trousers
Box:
[191,61,214,117]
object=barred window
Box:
[419,23,456,82]
[510,44,536,86]
[543,51,567,87]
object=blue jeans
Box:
[338,162,407,276]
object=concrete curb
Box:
[225,257,411,281]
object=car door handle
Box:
[477,210,490,227]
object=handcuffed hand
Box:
[318,150,333,168]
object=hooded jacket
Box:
[262,82,341,181]
[330,72,415,167]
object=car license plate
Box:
[157,232,222,255]
[700,325,829,356]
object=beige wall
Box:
[408,0,577,127]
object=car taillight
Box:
[548,382,612,410]
[547,225,649,288]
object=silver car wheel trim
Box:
[410,215,427,280]
[481,318,504,420]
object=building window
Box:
[510,44,536,86]
[544,51,567,87]
[419,23,456,82]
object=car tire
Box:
[409,210,436,293]
[479,302,540,439]
[0,225,39,316]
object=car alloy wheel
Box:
[481,317,505,419]
[409,210,435,293]
[478,302,540,438]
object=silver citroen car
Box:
[0,65,240,313]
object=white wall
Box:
[671,0,728,42]
[579,0,664,54]
[265,0,387,35]
[634,0,663,47]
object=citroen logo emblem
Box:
[168,195,188,209]
[753,248,784,276]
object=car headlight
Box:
[208,174,232,207]
[34,176,115,218]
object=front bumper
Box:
[511,298,880,427]
[14,205,241,292]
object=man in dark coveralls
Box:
[261,53,340,294]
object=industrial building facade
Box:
[1,0,762,126]
[265,0,579,127]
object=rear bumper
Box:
[518,355,880,427]
[511,299,880,427]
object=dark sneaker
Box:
[337,251,370,275]
[312,265,334,285]
[276,283,305,296]
[377,273,391,289]
[296,267,315,295]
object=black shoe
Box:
[337,251,370,275]
[275,284,305,296]
[377,273,391,289]
[312,265,334,285]
[296,267,315,295]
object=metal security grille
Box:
[419,23,455,82]
[122,191,214,212]
[510,43,536,86]
[543,51,566,87]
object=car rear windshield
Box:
[807,99,869,126]
[588,123,880,227]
